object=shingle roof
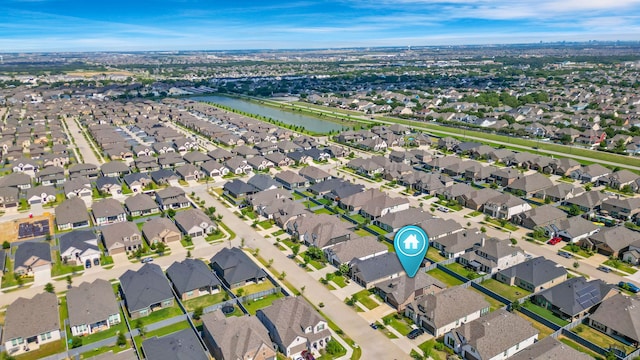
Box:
[124,193,158,212]
[351,252,404,283]
[589,293,640,343]
[166,259,220,296]
[509,336,592,360]
[412,286,489,328]
[201,311,274,360]
[3,292,59,341]
[55,197,90,225]
[210,247,267,286]
[325,236,388,264]
[498,257,567,287]
[142,328,208,360]
[67,279,119,328]
[92,198,126,218]
[59,230,99,254]
[119,263,174,313]
[534,277,613,316]
[14,241,51,268]
[257,297,330,346]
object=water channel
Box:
[190,95,349,134]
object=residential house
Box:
[459,237,527,274]
[483,193,532,219]
[406,286,490,337]
[59,230,101,267]
[496,257,568,293]
[256,297,332,359]
[375,272,445,311]
[600,197,640,221]
[223,179,258,200]
[287,214,353,249]
[210,247,267,288]
[200,160,230,177]
[207,148,234,162]
[155,187,191,210]
[135,156,160,172]
[599,170,640,191]
[512,205,568,230]
[373,208,434,233]
[150,169,179,185]
[25,186,56,205]
[69,163,99,179]
[0,172,32,190]
[445,309,538,360]
[350,252,404,289]
[275,170,308,190]
[553,216,600,243]
[166,259,221,301]
[92,198,126,226]
[246,156,275,171]
[67,279,121,337]
[299,166,332,184]
[14,242,51,277]
[490,168,520,187]
[173,208,217,238]
[540,183,584,203]
[101,221,143,255]
[95,177,122,197]
[183,151,211,166]
[505,173,554,197]
[247,174,280,192]
[142,218,182,244]
[419,218,464,242]
[431,228,484,259]
[509,336,594,360]
[36,166,66,187]
[571,164,611,183]
[56,197,90,230]
[224,157,252,175]
[0,187,19,209]
[563,191,609,214]
[100,161,131,178]
[142,328,208,360]
[2,292,60,356]
[531,277,616,321]
[124,193,160,217]
[589,293,640,347]
[547,158,582,177]
[123,173,152,193]
[324,236,388,266]
[119,263,175,319]
[580,226,639,257]
[457,188,502,211]
[201,310,276,360]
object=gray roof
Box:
[210,247,267,286]
[119,263,174,313]
[101,221,142,250]
[56,197,90,225]
[411,286,489,328]
[123,172,151,186]
[92,198,126,218]
[375,272,445,307]
[142,328,208,360]
[507,173,554,193]
[565,191,608,209]
[589,293,640,343]
[0,172,32,187]
[325,236,388,264]
[375,208,434,230]
[419,218,463,239]
[173,208,215,232]
[274,169,306,185]
[556,216,599,239]
[3,292,59,342]
[534,277,613,316]
[26,185,57,199]
[589,226,640,252]
[246,174,280,191]
[299,165,331,181]
[101,161,131,175]
[125,193,158,212]
[517,205,568,228]
[454,309,538,359]
[15,241,51,268]
[166,259,220,296]
[0,250,6,271]
[509,336,592,360]
[142,217,181,242]
[435,229,484,254]
[201,311,274,360]
[351,252,404,283]
[67,279,119,328]
[59,230,99,254]
[498,257,567,287]
[257,296,330,347]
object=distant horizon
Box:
[1,0,639,52]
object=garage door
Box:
[29,198,42,205]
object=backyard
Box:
[522,302,569,326]
[314,208,336,215]
[480,279,531,301]
[469,287,506,312]
[426,247,446,262]
[234,281,274,296]
[242,292,285,315]
[131,304,184,327]
[445,262,481,280]
[183,292,229,311]
[571,325,636,354]
[515,312,554,339]
[134,321,191,350]
[426,268,465,287]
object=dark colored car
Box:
[301,350,315,360]
[558,251,573,259]
[407,328,424,339]
[85,259,92,268]
[619,282,640,293]
[370,323,378,330]
[597,266,611,273]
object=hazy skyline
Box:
[1,0,639,51]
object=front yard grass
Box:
[426,268,464,287]
[562,244,594,258]
[242,292,285,315]
[51,251,85,277]
[352,290,379,310]
[382,313,414,336]
[272,229,286,237]
[418,339,451,360]
[205,230,226,243]
[522,302,570,326]
[257,220,274,230]
[603,259,638,274]
[183,292,229,311]
[465,210,483,218]
[234,281,274,296]
[331,275,348,288]
[480,279,531,302]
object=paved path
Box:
[64,116,103,165]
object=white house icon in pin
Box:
[403,234,419,250]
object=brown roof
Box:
[67,279,119,328]
[3,292,59,341]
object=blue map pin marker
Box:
[394,225,429,278]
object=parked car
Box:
[141,257,154,263]
[407,328,424,339]
[301,350,316,360]
[437,206,449,213]
[370,323,378,330]
[93,258,100,266]
[85,259,92,268]
[597,266,611,273]
[547,237,562,245]
[558,251,573,259]
[619,282,640,293]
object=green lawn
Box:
[445,262,481,280]
[79,340,132,359]
[217,221,236,240]
[135,321,191,350]
[352,290,379,310]
[354,228,371,237]
[480,279,531,302]
[515,311,554,339]
[469,287,506,312]
[224,304,244,317]
[292,192,304,200]
[562,244,594,258]
[366,224,388,235]
[183,292,229,311]
[1,258,34,288]
[558,336,605,360]
[314,208,336,215]
[317,198,334,206]
[205,230,226,242]
[14,340,66,360]
[382,313,414,336]
[572,325,635,354]
[381,240,395,253]
[426,268,464,287]
[418,339,451,360]
[332,275,348,288]
[241,209,258,219]
[133,304,184,327]
[465,210,483,218]
[317,339,347,360]
[308,259,326,270]
[426,247,446,262]
[242,292,285,315]
[349,213,367,224]
[234,281,274,296]
[257,220,274,230]
[486,218,519,231]
[51,251,85,277]
[376,323,399,339]
[603,259,638,274]
[522,302,570,326]
[76,309,128,345]
[281,238,297,249]
[272,229,286,237]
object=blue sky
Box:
[1,0,639,51]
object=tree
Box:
[573,261,580,269]
[193,306,203,320]
[2,241,9,249]
[116,332,127,347]
[584,183,592,192]
[71,337,83,349]
[480,226,487,233]
[267,258,274,268]
[567,204,582,217]
[135,319,145,337]
[155,242,166,255]
[291,244,300,257]
[236,288,245,297]
[167,209,176,218]
[186,250,191,258]
[278,271,287,280]
[339,263,350,276]
[66,275,73,288]
[510,300,521,312]
[44,283,55,293]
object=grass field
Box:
[234,281,274,296]
[515,311,555,339]
[522,302,570,326]
[426,268,465,287]
[572,325,635,354]
[382,313,414,336]
[242,292,285,314]
[480,279,530,301]
[132,304,184,327]
[314,208,336,215]
[183,292,228,311]
[426,247,446,262]
[350,290,379,310]
[469,287,506,312]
